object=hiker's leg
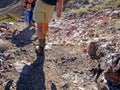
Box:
[29,11,36,27]
[43,22,48,35]
[25,9,29,23]
[37,22,44,40]
[33,0,55,55]
[25,9,31,26]
[29,11,33,23]
[33,0,54,36]
[35,22,46,55]
[37,22,47,46]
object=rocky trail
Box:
[0,0,120,90]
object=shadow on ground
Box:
[12,26,37,47]
[16,54,46,90]
[5,79,14,90]
[51,83,57,90]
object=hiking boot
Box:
[35,46,44,55]
[31,22,36,27]
[35,38,46,55]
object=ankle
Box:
[39,38,46,47]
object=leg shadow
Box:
[16,54,46,90]
[12,26,37,47]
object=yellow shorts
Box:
[33,0,55,23]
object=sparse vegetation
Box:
[91,5,103,12]
[113,0,120,8]
[102,0,113,9]
[89,0,120,11]
[114,20,120,30]
[0,13,18,22]
[71,6,89,16]
[64,8,71,12]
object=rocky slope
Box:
[0,0,120,90]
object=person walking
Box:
[33,0,63,55]
[23,0,36,26]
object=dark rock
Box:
[104,54,120,86]
[61,83,69,90]
[0,59,2,67]
[60,56,77,65]
[110,10,120,19]
[105,66,120,84]
[1,52,10,61]
[5,34,13,39]
[0,53,10,67]
[13,50,21,56]
[100,86,108,90]
[88,42,99,59]
[5,79,13,90]
[61,56,66,61]
[79,71,84,74]
[0,81,3,85]
[90,64,104,80]
[20,48,27,53]
[96,49,105,59]
[0,23,8,29]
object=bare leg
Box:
[37,22,44,39]
[36,22,49,55]
[43,22,48,35]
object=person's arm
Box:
[23,0,27,8]
[56,0,63,18]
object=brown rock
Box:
[96,49,105,59]
[104,65,120,83]
[104,56,120,84]
[88,41,99,59]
